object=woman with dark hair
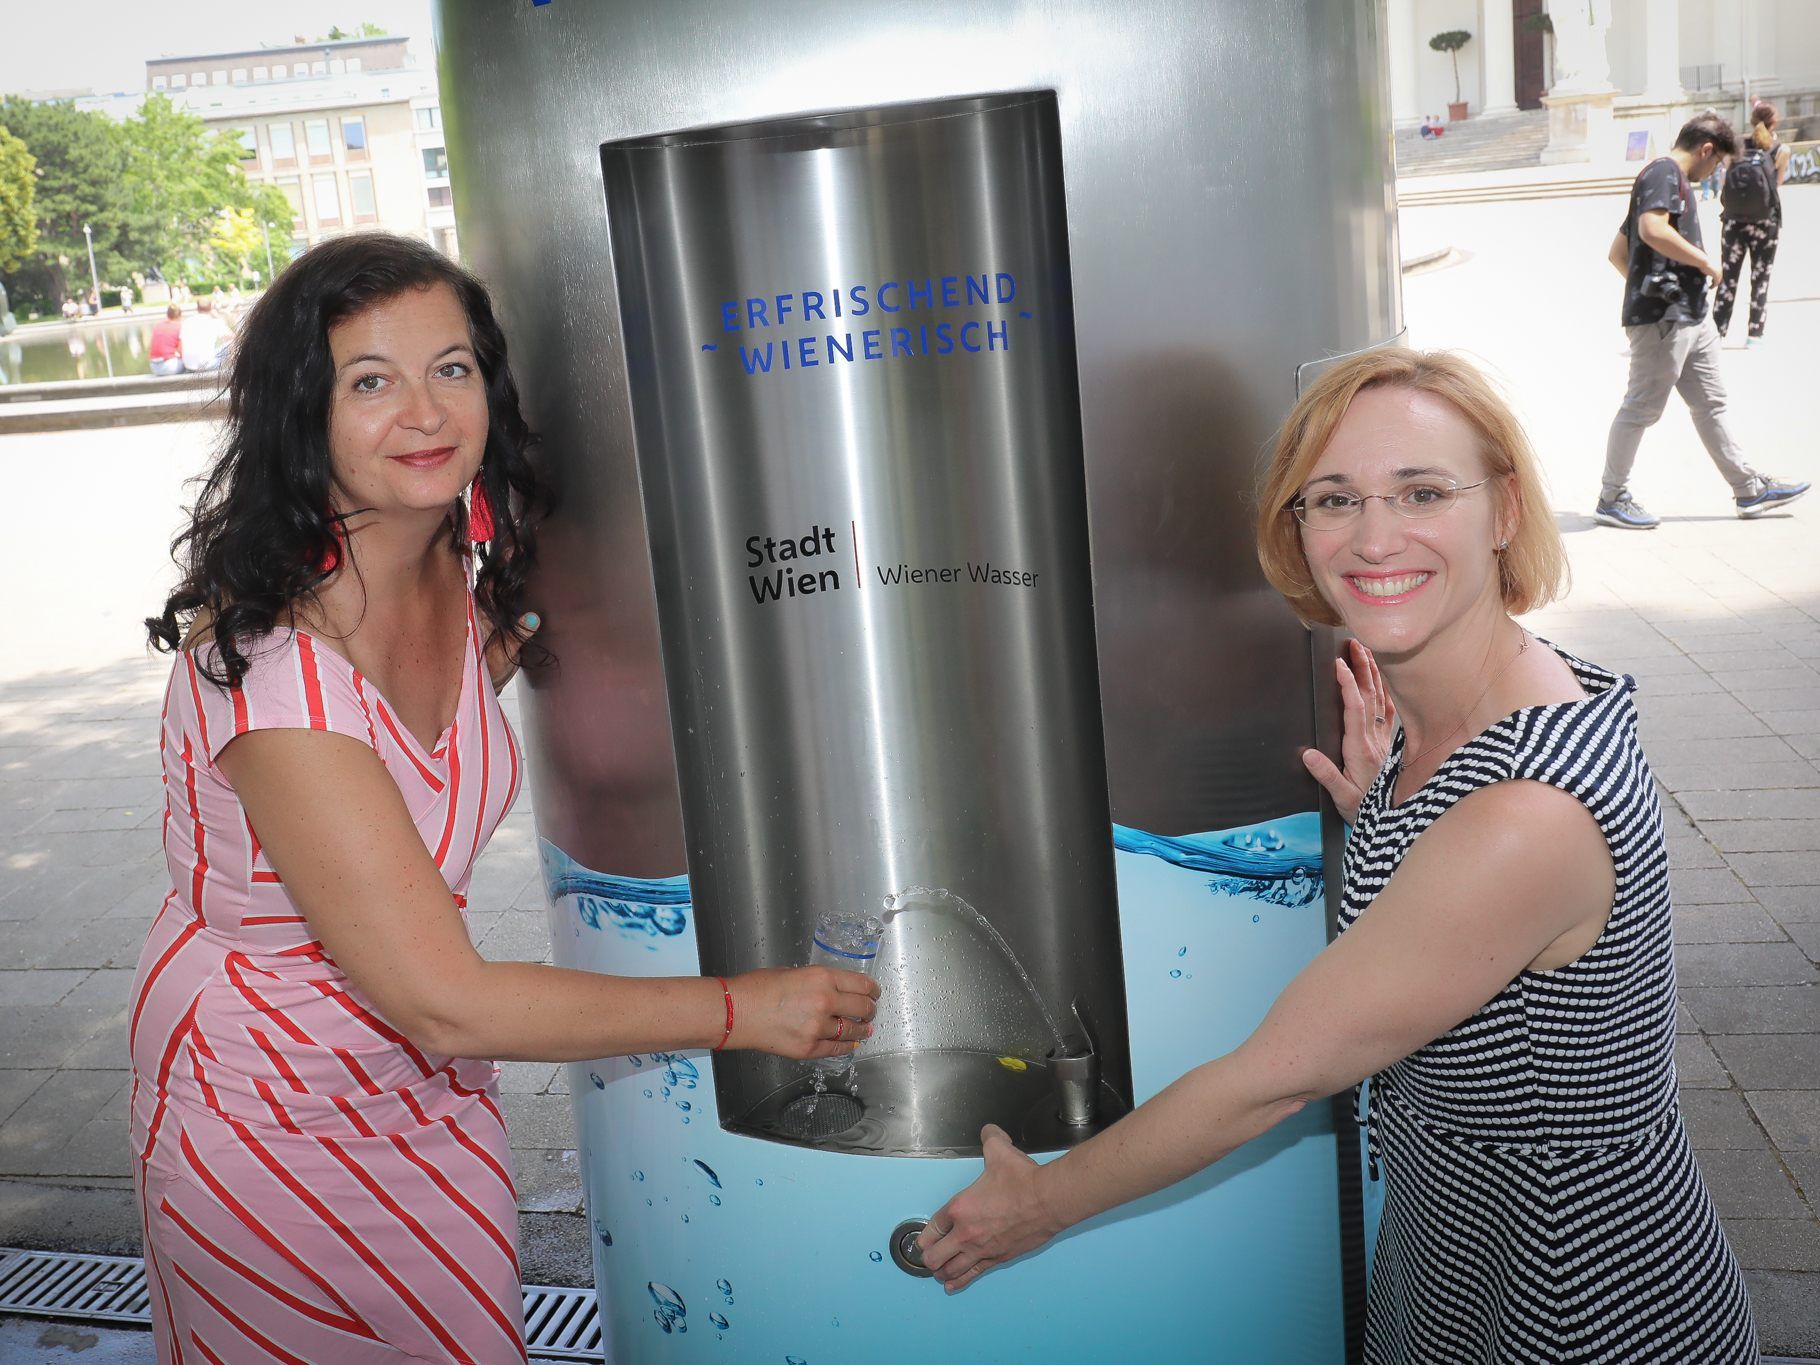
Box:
[132,233,877,1363]
[1715,101,1792,345]
[917,349,1756,1363]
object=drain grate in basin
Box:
[776,1091,865,1139]
[0,1249,604,1360]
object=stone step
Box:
[1395,110,1551,178]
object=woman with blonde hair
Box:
[1715,100,1792,344]
[917,349,1758,1362]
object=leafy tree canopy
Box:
[0,96,131,301]
[323,22,388,40]
[0,123,37,274]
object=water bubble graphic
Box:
[1169,969,1182,979]
[631,1170,645,1182]
[682,1116,691,1124]
[710,1312,729,1330]
[754,1178,764,1187]
[588,1072,606,1090]
[645,1198,653,1206]
[787,1357,807,1365]
[693,1159,722,1188]
[709,1194,721,1206]
[629,1055,644,1069]
[1252,915,1261,923]
[716,1278,733,1302]
[661,1086,671,1099]
[642,1089,653,1098]
[869,1251,883,1263]
[598,1230,613,1247]
[1177,946,1188,957]
[647,1282,685,1334]
[681,1214,690,1224]
[677,1100,692,1112]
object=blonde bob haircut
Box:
[1255,347,1568,628]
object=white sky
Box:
[0,0,441,98]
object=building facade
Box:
[82,35,455,264]
[1388,0,1820,159]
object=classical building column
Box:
[1641,0,1685,105]
[1386,0,1421,126]
[1541,0,1615,164]
[1478,0,1519,116]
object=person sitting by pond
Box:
[178,297,233,373]
[917,348,1758,1364]
[134,232,879,1363]
[149,304,184,376]
[61,296,80,320]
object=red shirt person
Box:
[149,304,184,376]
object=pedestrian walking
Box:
[1595,111,1808,529]
[1714,101,1791,346]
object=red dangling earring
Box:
[317,519,345,574]
[467,478,495,545]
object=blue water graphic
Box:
[548,810,1345,1361]
[541,840,690,940]
[1113,814,1323,907]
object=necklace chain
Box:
[1401,629,1531,770]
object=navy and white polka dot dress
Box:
[1341,642,1758,1363]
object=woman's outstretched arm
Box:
[918,776,1614,1291]
[221,728,877,1062]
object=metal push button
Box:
[889,1218,935,1277]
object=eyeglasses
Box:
[1290,476,1494,529]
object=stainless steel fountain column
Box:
[602,93,1125,1153]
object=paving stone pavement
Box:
[2,185,1817,1354]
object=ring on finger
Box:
[833,1016,846,1041]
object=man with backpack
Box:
[1596,112,1809,529]
[1715,101,1792,345]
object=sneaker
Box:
[1594,495,1661,530]
[1736,477,1811,518]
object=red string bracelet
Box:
[712,976,734,1052]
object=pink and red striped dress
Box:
[129,597,529,1364]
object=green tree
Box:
[0,97,131,308]
[324,22,387,39]
[118,94,262,284]
[0,123,37,274]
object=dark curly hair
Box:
[147,233,550,686]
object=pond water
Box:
[0,319,162,385]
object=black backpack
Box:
[1722,144,1780,222]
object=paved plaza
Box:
[1,185,1816,1355]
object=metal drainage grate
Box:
[777,1091,865,1140]
[0,1249,604,1361]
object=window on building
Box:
[277,178,305,226]
[272,63,288,79]
[347,57,362,73]
[427,185,453,209]
[311,60,328,76]
[269,122,297,167]
[349,170,377,223]
[213,70,228,85]
[170,73,187,89]
[341,116,368,158]
[232,68,247,83]
[313,173,342,226]
[152,75,168,90]
[414,105,441,132]
[331,59,347,75]
[421,146,449,180]
[305,119,333,161]
[236,127,258,161]
[253,65,269,81]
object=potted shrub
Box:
[1430,29,1473,121]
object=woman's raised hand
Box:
[725,966,880,1060]
[1301,638,1395,825]
[917,1125,1059,1293]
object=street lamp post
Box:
[260,219,276,280]
[81,222,102,316]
